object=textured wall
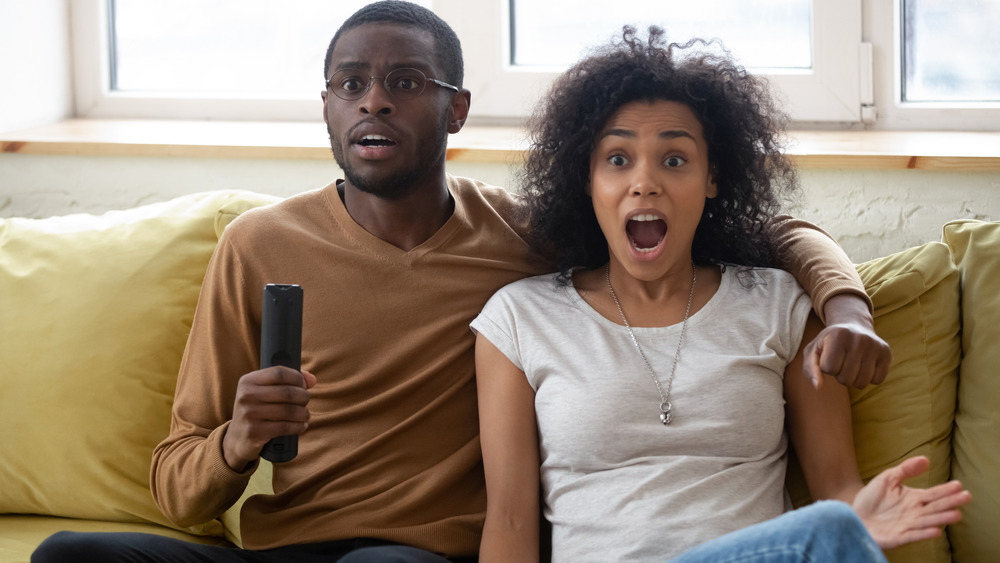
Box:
[1,153,996,263]
[796,169,999,262]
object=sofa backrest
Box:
[941,220,1000,563]
[0,190,280,536]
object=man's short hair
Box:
[324,0,464,88]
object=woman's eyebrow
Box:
[598,128,695,140]
[659,130,695,140]
[600,128,636,139]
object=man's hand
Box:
[222,367,316,472]
[853,456,971,549]
[804,294,892,389]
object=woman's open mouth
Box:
[626,214,667,253]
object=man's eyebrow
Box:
[331,61,369,74]
[331,61,433,73]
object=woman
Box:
[471,28,969,562]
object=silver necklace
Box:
[606,263,696,425]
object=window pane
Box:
[511,0,811,70]
[902,0,1000,102]
[110,0,431,96]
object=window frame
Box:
[69,0,999,129]
[71,0,324,121]
[863,0,1000,131]
[439,0,864,125]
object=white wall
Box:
[0,0,73,132]
[1,150,996,263]
[0,152,512,217]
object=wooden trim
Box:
[3,119,1000,171]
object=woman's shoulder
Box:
[723,264,801,291]
[491,271,565,301]
[717,266,810,325]
[476,272,569,334]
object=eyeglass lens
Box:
[328,68,428,101]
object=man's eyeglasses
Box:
[325,67,459,101]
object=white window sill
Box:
[2,119,1000,172]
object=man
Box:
[32,2,889,561]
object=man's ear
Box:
[447,89,472,134]
[321,90,329,126]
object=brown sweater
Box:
[150,176,867,556]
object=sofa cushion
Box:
[852,241,961,563]
[785,240,961,563]
[942,220,1000,563]
[0,190,279,535]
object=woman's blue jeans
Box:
[670,500,887,562]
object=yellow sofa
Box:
[1,191,996,563]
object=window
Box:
[439,0,863,124]
[866,0,1000,130]
[69,0,999,129]
[109,1,430,96]
[74,0,406,121]
[509,1,812,69]
[901,0,1000,102]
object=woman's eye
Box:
[609,155,628,166]
[664,156,687,167]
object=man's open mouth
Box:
[357,134,397,147]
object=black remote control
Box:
[259,284,303,463]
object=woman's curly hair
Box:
[520,26,798,280]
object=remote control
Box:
[259,284,303,463]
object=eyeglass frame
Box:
[325,67,460,101]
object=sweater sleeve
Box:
[150,227,261,528]
[767,215,872,324]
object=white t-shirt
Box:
[472,266,812,562]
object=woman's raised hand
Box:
[852,456,971,549]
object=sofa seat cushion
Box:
[0,191,280,537]
[0,515,232,563]
[942,220,1000,563]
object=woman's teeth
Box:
[631,214,660,222]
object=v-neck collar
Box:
[323,179,464,262]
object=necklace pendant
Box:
[659,401,672,425]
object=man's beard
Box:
[341,162,422,200]
[328,121,448,201]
